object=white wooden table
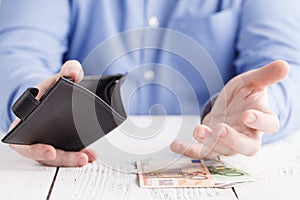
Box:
[1,116,300,200]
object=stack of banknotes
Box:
[137,158,254,188]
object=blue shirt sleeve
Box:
[234,0,300,143]
[1,0,300,144]
[0,0,71,131]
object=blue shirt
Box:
[1,0,300,143]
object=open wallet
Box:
[1,74,127,151]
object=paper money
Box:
[204,159,254,188]
[137,158,253,188]
[137,158,214,188]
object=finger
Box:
[193,125,236,156]
[241,60,289,89]
[81,148,98,162]
[38,149,89,167]
[242,109,280,134]
[35,60,84,99]
[203,151,221,159]
[59,60,84,83]
[8,118,21,131]
[192,125,212,140]
[170,140,220,159]
[9,144,56,161]
[211,123,262,156]
[35,75,62,99]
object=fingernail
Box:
[216,126,227,137]
[78,157,86,166]
[44,150,53,160]
[246,113,256,124]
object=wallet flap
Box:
[12,88,40,121]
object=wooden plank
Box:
[50,161,237,200]
[50,116,237,199]
[0,143,57,200]
[222,129,300,200]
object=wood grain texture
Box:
[50,161,237,200]
[222,129,300,200]
[0,143,56,200]
[2,124,300,199]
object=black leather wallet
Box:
[1,74,127,151]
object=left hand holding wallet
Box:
[4,60,112,167]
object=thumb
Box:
[59,60,84,83]
[35,60,84,99]
[241,60,290,89]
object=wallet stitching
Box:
[7,79,125,142]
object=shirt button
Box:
[144,70,155,81]
[148,16,159,27]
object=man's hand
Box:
[171,60,290,158]
[9,60,97,167]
